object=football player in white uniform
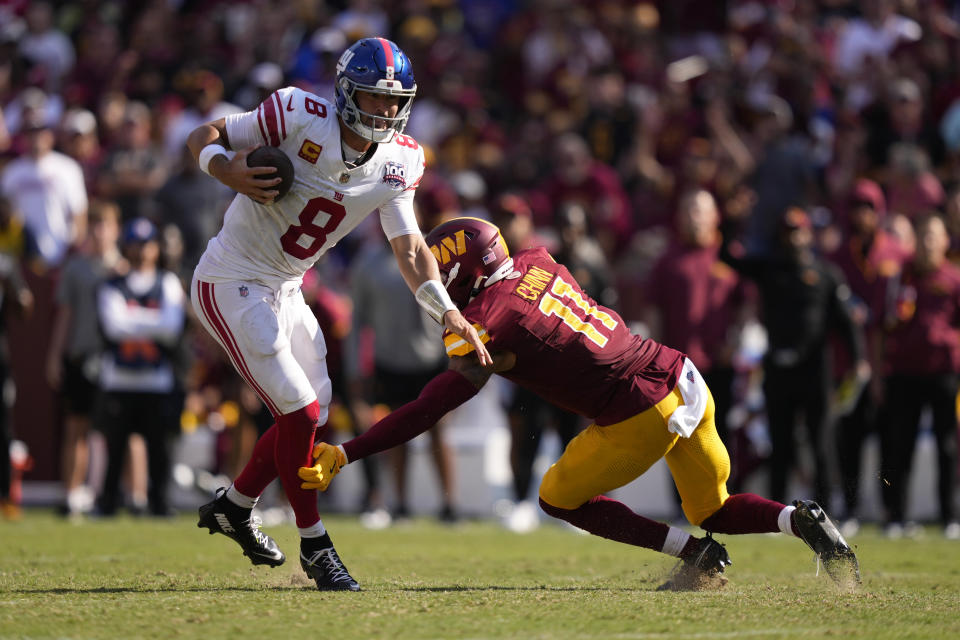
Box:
[186,37,491,591]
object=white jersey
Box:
[195,87,425,288]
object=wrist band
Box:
[198,143,229,176]
[415,279,457,325]
[337,444,349,465]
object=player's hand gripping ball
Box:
[298,443,346,491]
[246,146,294,201]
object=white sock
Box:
[661,526,692,557]
[225,484,258,509]
[299,520,327,539]
[778,505,797,536]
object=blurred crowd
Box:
[1,0,959,538]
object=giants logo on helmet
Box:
[336,49,355,74]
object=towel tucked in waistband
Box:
[667,358,708,438]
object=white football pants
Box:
[191,277,332,421]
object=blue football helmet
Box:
[335,38,417,143]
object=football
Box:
[246,145,294,201]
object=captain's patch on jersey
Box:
[382,161,407,190]
[444,323,490,357]
[298,139,322,164]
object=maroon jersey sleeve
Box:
[445,248,684,424]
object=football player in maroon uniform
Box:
[301,217,860,587]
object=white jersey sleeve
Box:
[224,86,308,149]
[378,142,425,240]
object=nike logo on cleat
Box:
[214,513,235,533]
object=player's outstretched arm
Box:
[185,119,281,204]
[390,233,493,366]
[298,353,514,490]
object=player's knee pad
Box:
[240,303,287,356]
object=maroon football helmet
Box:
[425,217,513,308]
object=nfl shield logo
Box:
[686,371,695,383]
[239,285,249,298]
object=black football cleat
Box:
[657,533,731,591]
[197,488,285,567]
[300,543,360,592]
[792,499,861,584]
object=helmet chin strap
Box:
[467,258,516,303]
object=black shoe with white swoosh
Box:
[197,487,285,567]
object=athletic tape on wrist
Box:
[415,279,457,325]
[198,143,229,177]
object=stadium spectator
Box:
[233,62,285,112]
[553,201,616,308]
[736,97,819,258]
[186,37,488,592]
[58,108,103,198]
[722,207,867,505]
[879,214,960,539]
[865,77,945,173]
[163,70,242,164]
[154,145,232,274]
[47,201,125,517]
[332,0,389,43]
[581,66,636,170]
[827,179,907,535]
[831,0,922,111]
[96,101,168,222]
[884,143,945,219]
[347,232,459,524]
[16,2,74,93]
[94,217,185,517]
[305,217,861,588]
[1,111,87,269]
[644,190,752,459]
[529,132,633,258]
[66,21,133,108]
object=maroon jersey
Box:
[828,230,906,328]
[443,247,684,425]
[883,260,960,376]
[645,241,749,372]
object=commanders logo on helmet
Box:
[335,38,417,143]
[425,217,513,308]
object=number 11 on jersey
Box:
[538,276,618,347]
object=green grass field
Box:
[1,511,958,640]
